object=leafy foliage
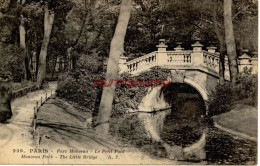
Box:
[0,43,23,81]
[112,67,170,116]
[208,68,257,116]
[56,53,104,113]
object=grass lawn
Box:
[213,104,257,139]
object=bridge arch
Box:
[182,76,209,101]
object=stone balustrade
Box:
[126,51,158,74]
[167,51,193,65]
[203,51,220,73]
[119,39,258,78]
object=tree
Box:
[37,2,54,87]
[95,0,132,137]
[224,0,239,83]
[213,0,225,84]
[19,0,31,80]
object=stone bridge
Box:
[119,39,258,103]
[117,39,258,160]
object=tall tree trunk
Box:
[213,1,225,85]
[19,0,31,80]
[95,0,132,137]
[19,14,28,79]
[224,0,239,83]
[218,43,226,84]
[35,45,41,78]
[37,4,54,87]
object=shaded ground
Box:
[206,126,257,165]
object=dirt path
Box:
[0,82,57,164]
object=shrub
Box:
[112,67,170,116]
[56,53,104,114]
[0,43,24,82]
[57,58,170,117]
[208,68,257,116]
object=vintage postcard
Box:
[0,0,258,165]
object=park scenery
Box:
[0,0,258,165]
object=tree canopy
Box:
[0,0,257,82]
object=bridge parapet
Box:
[202,51,230,79]
[119,39,257,77]
[124,51,158,74]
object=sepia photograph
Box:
[0,0,258,165]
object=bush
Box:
[208,68,257,116]
[0,43,24,82]
[56,53,104,114]
[112,67,170,116]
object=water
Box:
[161,93,256,164]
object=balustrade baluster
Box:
[178,54,182,63]
[203,54,207,63]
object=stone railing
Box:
[203,51,219,73]
[126,51,158,74]
[166,51,193,65]
[119,39,258,78]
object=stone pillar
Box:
[174,42,184,51]
[207,46,217,54]
[238,49,252,73]
[156,39,168,52]
[118,55,128,74]
[191,39,204,67]
[156,39,168,66]
[192,39,203,52]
